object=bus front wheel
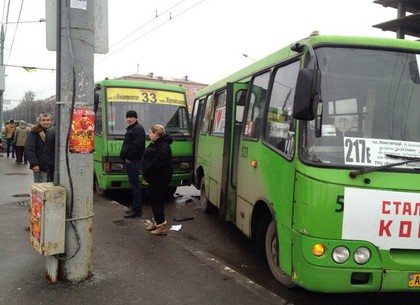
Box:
[265,220,295,288]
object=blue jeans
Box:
[6,138,15,157]
[126,160,142,213]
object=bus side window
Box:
[211,91,227,136]
[200,95,213,134]
[235,90,246,123]
[243,72,270,139]
[264,61,300,156]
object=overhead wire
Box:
[7,0,207,100]
[108,0,188,50]
[95,0,206,64]
[5,0,24,66]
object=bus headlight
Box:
[179,162,190,169]
[332,246,350,264]
[354,247,371,265]
[111,163,124,171]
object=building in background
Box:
[373,0,420,39]
[118,73,207,113]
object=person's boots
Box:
[145,219,157,231]
[151,221,167,235]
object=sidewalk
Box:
[0,153,285,305]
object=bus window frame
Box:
[94,86,103,137]
[261,59,301,159]
[242,70,271,141]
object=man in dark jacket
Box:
[120,110,146,218]
[25,113,54,182]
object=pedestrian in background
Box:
[13,120,30,164]
[143,124,173,236]
[3,119,16,158]
[25,113,54,183]
[120,110,146,218]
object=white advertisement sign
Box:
[342,188,420,250]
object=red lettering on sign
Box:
[379,220,393,236]
[402,202,412,215]
[382,201,391,214]
[393,201,402,214]
[415,203,420,216]
[418,223,420,238]
[381,201,420,216]
[399,221,412,237]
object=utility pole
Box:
[57,0,94,281]
[0,24,5,131]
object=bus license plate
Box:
[408,274,420,287]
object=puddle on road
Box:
[3,172,30,176]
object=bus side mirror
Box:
[293,68,322,121]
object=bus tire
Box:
[265,220,295,288]
[199,177,213,213]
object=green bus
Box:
[192,33,420,292]
[93,79,193,195]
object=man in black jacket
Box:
[25,113,54,182]
[120,110,146,218]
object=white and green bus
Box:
[192,33,420,292]
[93,79,193,196]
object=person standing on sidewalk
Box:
[120,110,146,218]
[25,113,54,183]
[3,119,16,158]
[13,120,30,164]
[142,124,173,236]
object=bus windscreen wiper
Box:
[349,154,420,179]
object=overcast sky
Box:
[1,0,403,108]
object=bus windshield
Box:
[302,47,420,169]
[105,87,190,137]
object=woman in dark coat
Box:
[142,124,173,235]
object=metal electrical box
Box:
[30,183,66,256]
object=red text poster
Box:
[69,108,95,153]
[30,192,42,243]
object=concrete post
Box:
[58,0,94,281]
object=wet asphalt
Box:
[0,151,286,305]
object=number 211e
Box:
[345,139,371,163]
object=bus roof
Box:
[196,34,420,97]
[95,79,186,93]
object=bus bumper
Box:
[98,172,192,191]
[291,231,420,292]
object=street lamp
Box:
[242,54,256,62]
[0,18,46,130]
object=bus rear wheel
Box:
[265,220,295,288]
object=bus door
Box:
[220,82,248,221]
[235,71,271,236]
[192,97,206,187]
